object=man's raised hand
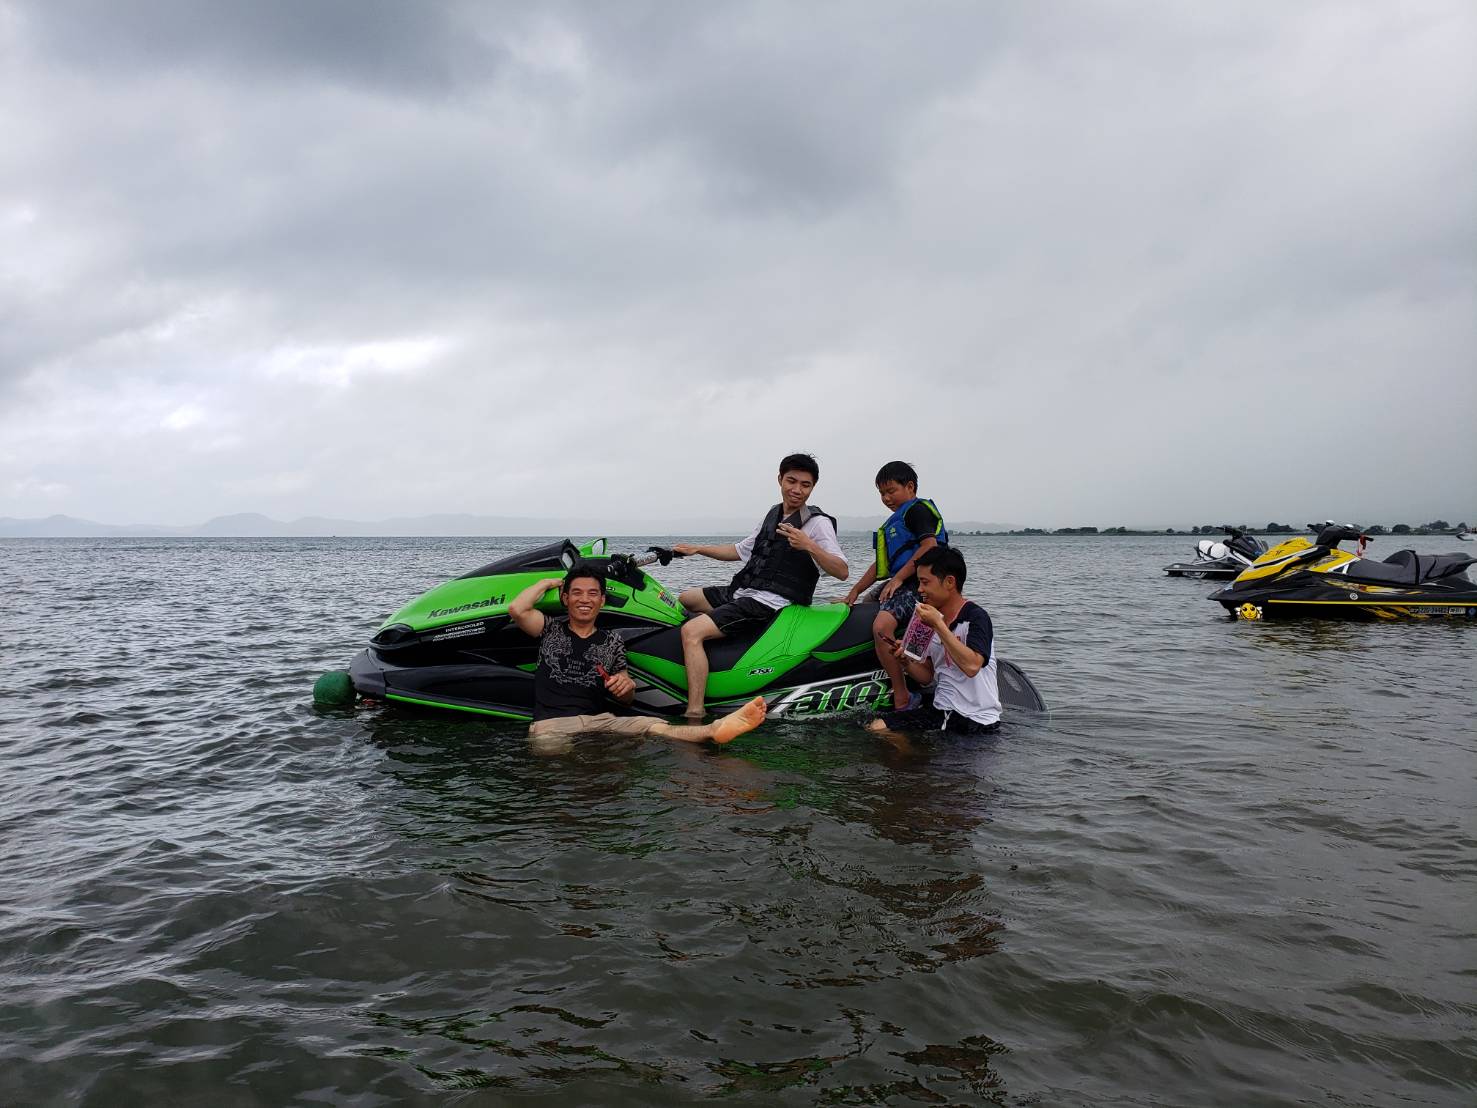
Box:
[915,602,946,632]
[776,523,812,551]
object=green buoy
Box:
[313,670,356,707]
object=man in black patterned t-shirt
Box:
[509,562,766,750]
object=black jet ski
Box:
[1210,524,1477,621]
[1164,528,1268,579]
[344,538,1048,720]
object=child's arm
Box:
[879,536,938,599]
[844,561,879,605]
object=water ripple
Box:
[1,534,1473,1106]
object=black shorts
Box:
[701,585,782,636]
[874,703,1000,736]
[877,583,920,625]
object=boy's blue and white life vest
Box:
[875,497,948,579]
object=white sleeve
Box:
[734,522,763,564]
[804,517,848,571]
[926,631,947,668]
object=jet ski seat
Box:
[1342,550,1477,585]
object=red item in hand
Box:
[595,664,610,680]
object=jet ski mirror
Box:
[559,541,581,570]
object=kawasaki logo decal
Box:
[428,594,505,619]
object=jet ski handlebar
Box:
[639,546,689,568]
[1314,523,1368,548]
[596,547,690,584]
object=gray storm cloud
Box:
[1,0,1473,529]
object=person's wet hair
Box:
[778,453,819,482]
[916,545,966,589]
[561,562,608,595]
[875,460,918,488]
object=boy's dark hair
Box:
[916,545,966,589]
[874,460,918,488]
[560,561,608,595]
[778,453,819,482]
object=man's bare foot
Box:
[712,697,767,744]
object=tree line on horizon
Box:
[984,519,1471,537]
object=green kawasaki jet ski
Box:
[346,538,1046,721]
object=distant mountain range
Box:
[0,512,1017,538]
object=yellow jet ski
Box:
[1210,524,1477,621]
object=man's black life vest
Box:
[730,503,838,605]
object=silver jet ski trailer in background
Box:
[1163,527,1268,579]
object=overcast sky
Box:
[2,0,1473,529]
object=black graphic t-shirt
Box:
[533,618,629,721]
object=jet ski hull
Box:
[348,636,1049,720]
[1164,561,1243,580]
[1212,587,1477,621]
[1210,548,1477,621]
[1165,532,1267,579]
[344,539,1047,721]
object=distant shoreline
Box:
[3,527,1468,540]
[3,512,1469,540]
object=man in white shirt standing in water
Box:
[672,453,849,720]
[867,545,1001,737]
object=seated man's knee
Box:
[680,618,708,645]
[872,612,897,639]
[530,732,573,756]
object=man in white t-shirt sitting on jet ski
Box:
[672,453,849,720]
[867,545,1001,737]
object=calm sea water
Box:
[2,534,1473,1106]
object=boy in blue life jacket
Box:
[841,460,949,709]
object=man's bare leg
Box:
[872,611,910,708]
[680,614,724,718]
[679,587,714,615]
[650,697,767,744]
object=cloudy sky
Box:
[2,0,1473,529]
